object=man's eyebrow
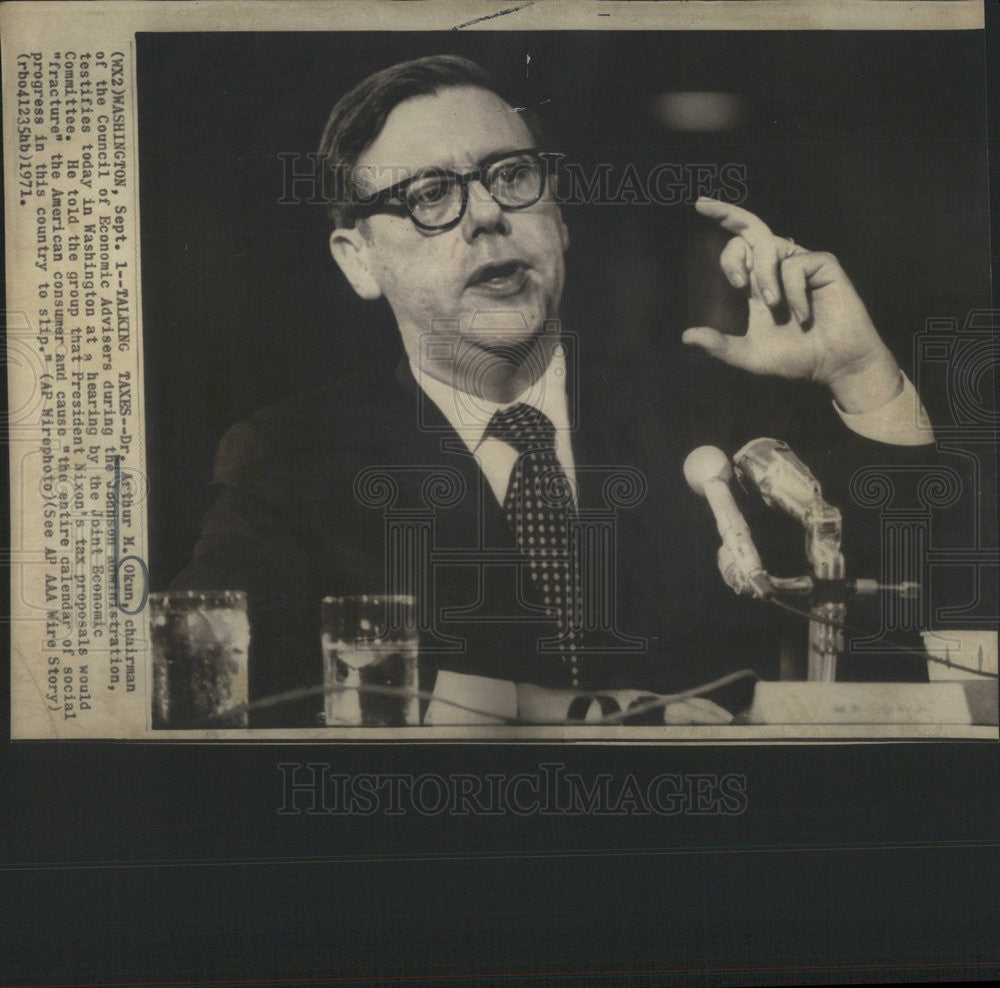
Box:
[368,147,536,180]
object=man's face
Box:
[332,86,569,400]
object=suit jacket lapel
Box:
[391,357,511,545]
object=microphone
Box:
[683,446,771,599]
[733,438,822,523]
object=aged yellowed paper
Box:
[4,1,994,740]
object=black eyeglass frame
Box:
[348,148,563,232]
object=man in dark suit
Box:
[173,55,939,726]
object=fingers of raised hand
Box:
[719,237,751,289]
[746,235,805,308]
[695,196,773,238]
[776,250,841,323]
[720,236,816,320]
[779,254,811,325]
[700,197,808,308]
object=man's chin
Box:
[472,334,541,358]
[453,334,555,401]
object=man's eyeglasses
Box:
[349,149,559,232]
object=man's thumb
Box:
[682,326,737,362]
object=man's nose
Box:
[461,179,509,241]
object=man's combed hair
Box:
[317,54,541,228]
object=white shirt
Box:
[413,354,932,509]
[412,349,577,507]
[832,373,934,446]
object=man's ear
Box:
[558,209,570,254]
[329,227,382,300]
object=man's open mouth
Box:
[466,260,529,294]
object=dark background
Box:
[2,22,998,987]
[134,30,992,589]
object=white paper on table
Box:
[424,671,518,725]
[921,631,998,680]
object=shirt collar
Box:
[411,347,570,457]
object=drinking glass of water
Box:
[150,590,250,728]
[321,595,419,727]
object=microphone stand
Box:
[734,439,845,682]
[687,441,919,683]
[800,502,845,682]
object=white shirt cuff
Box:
[833,373,934,446]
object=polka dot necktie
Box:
[485,402,583,685]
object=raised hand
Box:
[682,197,903,413]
